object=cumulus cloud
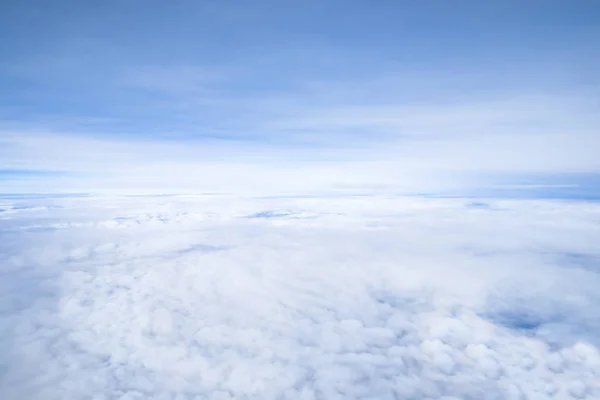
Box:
[1,195,600,399]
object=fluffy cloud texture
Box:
[1,195,600,399]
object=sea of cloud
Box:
[1,194,600,399]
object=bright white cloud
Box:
[1,195,600,399]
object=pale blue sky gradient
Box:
[1,0,599,196]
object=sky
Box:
[1,0,599,195]
[3,4,600,398]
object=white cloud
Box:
[1,195,600,399]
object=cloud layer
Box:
[1,195,600,399]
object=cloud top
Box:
[1,194,600,399]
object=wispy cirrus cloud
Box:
[1,0,599,196]
[1,89,599,196]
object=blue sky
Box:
[1,0,599,195]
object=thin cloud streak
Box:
[1,91,599,195]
